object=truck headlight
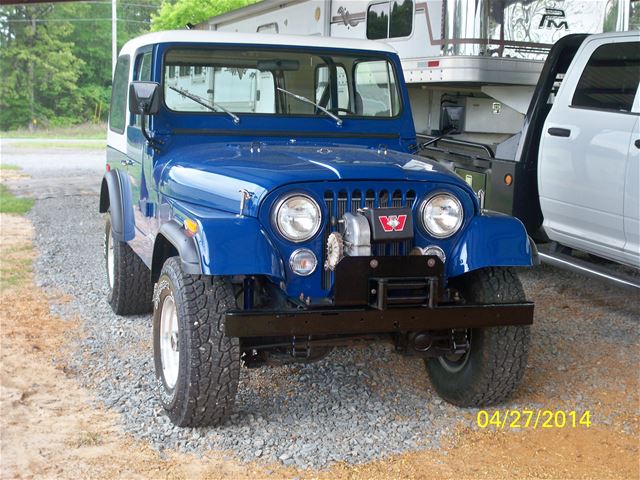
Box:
[273,194,321,242]
[420,193,463,238]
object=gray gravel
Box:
[16,147,637,469]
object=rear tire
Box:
[104,214,153,315]
[153,257,240,427]
[426,267,531,407]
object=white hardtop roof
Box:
[119,30,397,57]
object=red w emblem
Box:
[378,215,407,232]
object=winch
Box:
[324,208,414,271]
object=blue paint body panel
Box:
[104,39,533,305]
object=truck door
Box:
[624,111,640,266]
[538,37,639,263]
[126,48,154,265]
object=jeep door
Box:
[125,48,154,264]
[538,34,639,265]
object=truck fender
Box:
[196,215,285,280]
[447,213,533,278]
[99,169,135,242]
[152,221,203,281]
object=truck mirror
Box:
[129,81,161,115]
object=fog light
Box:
[289,248,317,276]
[422,245,446,263]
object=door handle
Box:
[548,127,571,137]
[120,158,133,166]
[635,139,640,149]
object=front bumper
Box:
[225,302,534,337]
[225,255,533,338]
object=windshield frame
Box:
[159,44,405,122]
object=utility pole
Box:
[112,0,117,72]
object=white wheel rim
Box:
[159,294,180,389]
[106,228,115,290]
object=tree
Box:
[0,1,161,129]
[151,0,257,31]
[0,5,84,130]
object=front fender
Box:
[196,215,284,279]
[447,212,533,278]
[169,200,284,280]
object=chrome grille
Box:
[322,188,416,290]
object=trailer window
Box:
[571,42,640,112]
[367,0,413,40]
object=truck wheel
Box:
[153,257,240,427]
[104,214,153,315]
[426,267,531,407]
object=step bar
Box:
[537,246,640,290]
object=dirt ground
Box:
[0,212,638,479]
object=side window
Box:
[389,0,413,38]
[367,3,388,40]
[571,42,640,113]
[134,52,152,127]
[109,55,130,134]
[367,1,413,40]
[315,65,349,110]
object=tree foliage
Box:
[0,5,83,129]
[151,0,257,31]
[0,1,159,131]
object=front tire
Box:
[153,257,240,427]
[426,267,531,407]
[104,214,153,315]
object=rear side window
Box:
[109,55,130,133]
[571,42,640,113]
[367,0,413,40]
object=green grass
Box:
[0,164,20,170]
[0,184,34,214]
[1,122,107,140]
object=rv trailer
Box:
[197,0,637,142]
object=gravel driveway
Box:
[7,143,639,469]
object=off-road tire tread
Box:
[157,257,240,427]
[427,267,531,407]
[106,215,153,315]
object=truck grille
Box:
[322,189,417,290]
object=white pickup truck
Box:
[421,31,640,288]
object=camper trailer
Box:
[197,0,637,143]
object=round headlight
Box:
[273,194,322,242]
[289,248,317,276]
[421,193,463,238]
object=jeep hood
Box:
[159,143,463,214]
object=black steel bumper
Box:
[225,302,534,338]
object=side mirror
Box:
[129,81,161,115]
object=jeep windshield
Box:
[163,47,401,121]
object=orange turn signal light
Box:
[504,174,513,186]
[184,218,198,236]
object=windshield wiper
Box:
[276,87,342,127]
[169,86,240,125]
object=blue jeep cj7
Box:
[101,31,535,427]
